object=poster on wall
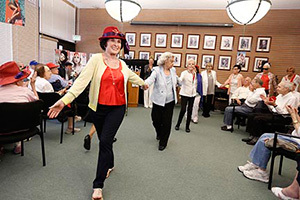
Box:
[0,0,25,26]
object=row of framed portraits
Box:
[125,51,268,72]
[125,32,272,52]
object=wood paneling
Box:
[77,9,300,82]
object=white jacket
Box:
[179,70,197,97]
[201,70,221,96]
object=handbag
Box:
[265,138,299,152]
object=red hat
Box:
[98,26,126,41]
[0,61,31,86]
[98,26,129,54]
[46,62,59,69]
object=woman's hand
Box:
[142,84,149,90]
[48,100,65,118]
[30,71,37,87]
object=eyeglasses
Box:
[263,68,269,70]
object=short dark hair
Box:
[99,38,124,51]
[233,64,241,72]
[35,64,46,77]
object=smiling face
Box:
[73,54,81,65]
[105,38,122,55]
[187,59,195,72]
[276,82,289,95]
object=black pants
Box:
[90,104,126,189]
[246,112,291,137]
[151,101,175,147]
[202,94,213,117]
[176,95,195,129]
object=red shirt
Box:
[98,62,125,105]
[261,74,270,90]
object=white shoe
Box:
[271,187,298,200]
[238,161,258,173]
[75,116,82,122]
[243,168,269,183]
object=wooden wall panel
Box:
[77,9,300,82]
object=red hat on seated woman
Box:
[98,26,129,54]
[0,61,31,86]
[46,62,59,69]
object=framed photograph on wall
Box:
[218,55,231,71]
[187,34,200,49]
[171,34,183,48]
[201,54,215,69]
[173,53,182,67]
[220,35,234,51]
[203,35,217,50]
[154,52,163,61]
[125,32,136,46]
[253,57,269,72]
[241,56,250,72]
[238,36,252,51]
[155,33,167,48]
[185,54,198,66]
[140,33,151,47]
[139,51,150,60]
[124,51,135,59]
[256,36,271,52]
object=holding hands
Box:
[142,84,149,90]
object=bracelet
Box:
[293,120,299,124]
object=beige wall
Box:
[77,9,300,82]
[12,1,39,64]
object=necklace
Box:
[109,67,116,85]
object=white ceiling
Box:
[67,0,300,9]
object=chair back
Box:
[37,92,61,114]
[0,100,43,133]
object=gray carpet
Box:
[0,106,297,200]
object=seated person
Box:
[0,61,38,154]
[35,65,80,134]
[292,83,300,107]
[244,82,298,145]
[230,77,251,105]
[221,78,266,131]
[46,62,69,92]
[238,105,300,183]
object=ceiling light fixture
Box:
[226,0,272,25]
[105,0,142,23]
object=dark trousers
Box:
[176,95,195,129]
[202,94,213,117]
[151,101,175,147]
[90,104,126,189]
[246,112,291,137]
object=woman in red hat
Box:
[0,61,39,154]
[48,26,147,200]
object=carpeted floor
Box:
[0,106,296,200]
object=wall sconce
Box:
[105,0,142,23]
[226,0,272,25]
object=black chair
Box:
[38,92,76,144]
[268,131,300,189]
[0,100,46,166]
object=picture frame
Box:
[218,55,232,71]
[154,52,163,61]
[220,35,234,51]
[171,34,184,48]
[256,36,271,52]
[238,36,252,51]
[139,51,150,60]
[125,32,136,46]
[187,34,200,49]
[140,33,151,47]
[173,53,182,67]
[185,54,198,66]
[253,57,269,72]
[124,50,135,60]
[155,33,167,48]
[241,56,250,72]
[201,54,215,69]
[203,35,217,50]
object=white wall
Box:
[40,0,76,43]
[0,23,13,65]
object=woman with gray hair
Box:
[145,52,180,151]
[175,59,197,133]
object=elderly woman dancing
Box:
[145,52,180,151]
[48,26,147,200]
